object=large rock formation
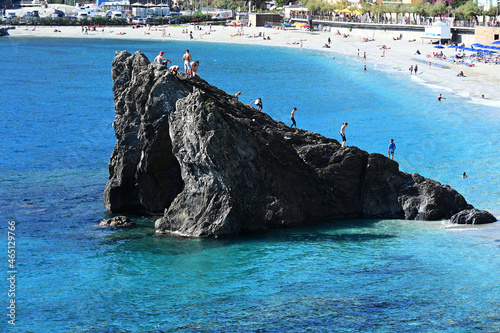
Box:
[104,51,496,237]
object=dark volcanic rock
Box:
[451,209,497,225]
[104,50,493,237]
[99,216,136,228]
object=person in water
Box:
[438,93,446,101]
[388,139,396,160]
[250,98,263,111]
[463,171,467,178]
[340,122,348,147]
[290,108,297,128]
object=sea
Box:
[1,37,499,332]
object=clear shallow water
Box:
[0,37,499,332]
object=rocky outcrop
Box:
[450,209,497,225]
[104,50,494,237]
[99,216,136,228]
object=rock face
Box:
[104,50,494,237]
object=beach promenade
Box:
[6,24,500,106]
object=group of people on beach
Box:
[154,50,199,77]
[409,64,419,75]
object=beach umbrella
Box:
[339,8,352,13]
[471,43,484,47]
[434,45,445,48]
[352,9,362,15]
[492,41,500,45]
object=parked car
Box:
[131,16,144,24]
[170,18,184,24]
[144,17,158,25]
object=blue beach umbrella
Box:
[492,41,500,45]
[471,43,484,47]
[434,45,445,48]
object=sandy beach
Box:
[6,23,500,107]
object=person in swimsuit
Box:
[182,50,192,75]
[233,91,241,100]
[250,98,263,111]
[190,60,199,77]
[290,108,297,128]
[340,122,348,147]
[169,65,179,76]
[388,139,396,160]
[438,93,446,101]
[154,51,171,66]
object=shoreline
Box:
[5,24,500,107]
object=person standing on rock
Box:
[182,50,192,75]
[340,122,348,147]
[290,108,297,128]
[388,139,396,160]
[233,91,241,100]
[250,98,263,111]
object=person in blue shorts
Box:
[388,139,396,160]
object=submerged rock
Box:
[104,50,494,237]
[99,216,136,228]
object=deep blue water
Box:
[0,37,499,332]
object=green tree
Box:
[452,1,480,23]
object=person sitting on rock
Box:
[154,51,170,66]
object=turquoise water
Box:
[0,37,499,332]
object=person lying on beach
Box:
[392,36,401,40]
[408,39,416,42]
[362,38,374,42]
[343,34,349,38]
[335,30,341,35]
